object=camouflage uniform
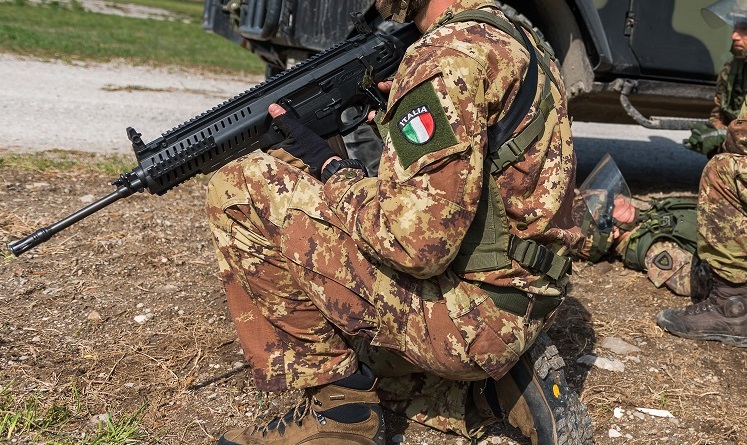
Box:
[697,153,747,284]
[571,196,693,297]
[711,57,747,130]
[206,0,579,437]
[699,103,747,283]
[683,52,747,155]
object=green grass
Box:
[0,382,147,444]
[106,0,206,20]
[0,151,136,174]
[0,0,265,74]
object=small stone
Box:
[600,337,641,355]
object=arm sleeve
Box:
[322,48,489,279]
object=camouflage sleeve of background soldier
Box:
[723,102,747,155]
[710,59,733,129]
[644,240,693,297]
[568,192,612,262]
[321,35,506,279]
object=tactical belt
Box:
[474,281,563,319]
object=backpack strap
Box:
[445,9,571,281]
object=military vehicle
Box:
[202,0,733,129]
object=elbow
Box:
[400,245,455,279]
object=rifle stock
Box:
[8,18,419,256]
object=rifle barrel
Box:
[8,183,140,256]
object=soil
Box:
[1,59,746,445]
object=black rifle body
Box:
[8,22,419,256]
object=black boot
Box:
[657,274,747,347]
[472,333,593,445]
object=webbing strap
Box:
[474,281,563,318]
[509,235,573,280]
[489,85,554,174]
[443,9,556,174]
[444,9,571,282]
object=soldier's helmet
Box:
[702,0,747,28]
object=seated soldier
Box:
[573,154,698,298]
[656,103,747,347]
[683,0,747,157]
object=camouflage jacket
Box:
[710,57,747,129]
[723,101,747,154]
[321,0,582,296]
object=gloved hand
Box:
[267,104,337,178]
[682,122,727,156]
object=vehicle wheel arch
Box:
[499,0,595,99]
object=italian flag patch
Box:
[398,105,435,145]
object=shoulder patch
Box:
[388,80,458,169]
[653,251,673,271]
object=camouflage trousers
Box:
[205,152,546,437]
[697,153,747,284]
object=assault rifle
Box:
[8,16,419,256]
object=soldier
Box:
[205,0,592,444]
[573,154,698,298]
[656,101,747,347]
[684,0,747,156]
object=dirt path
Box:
[0,53,260,154]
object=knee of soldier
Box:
[205,152,267,225]
[701,153,740,190]
[705,153,739,177]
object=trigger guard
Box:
[338,103,371,136]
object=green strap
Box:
[445,8,571,282]
[443,9,557,175]
[443,9,524,43]
[489,84,554,174]
[509,235,573,281]
[474,281,564,318]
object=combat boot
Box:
[472,333,593,445]
[217,363,385,445]
[657,275,747,347]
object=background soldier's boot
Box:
[217,363,385,445]
[657,275,747,347]
[472,333,593,445]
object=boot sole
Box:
[657,312,747,347]
[661,331,747,347]
[519,332,594,445]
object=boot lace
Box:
[253,392,317,437]
[683,297,715,316]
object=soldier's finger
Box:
[268,103,288,118]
